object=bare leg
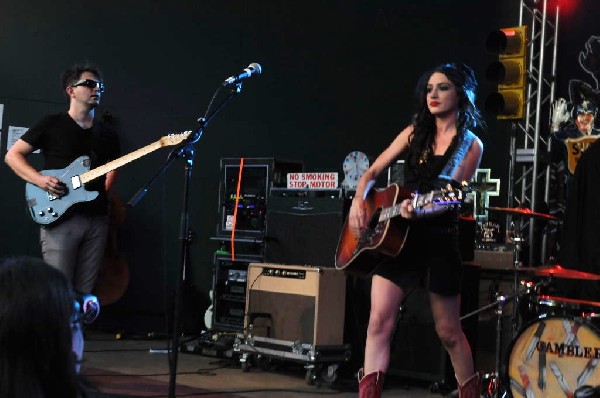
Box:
[363,275,404,374]
[429,292,474,384]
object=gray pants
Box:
[40,214,109,293]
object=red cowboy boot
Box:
[358,368,385,398]
[457,372,481,398]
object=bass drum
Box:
[503,316,600,397]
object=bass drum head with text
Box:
[504,317,600,397]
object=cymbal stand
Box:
[460,279,547,398]
[510,217,525,337]
[512,233,525,337]
[461,292,506,398]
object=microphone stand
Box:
[127,81,244,398]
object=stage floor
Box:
[81,329,448,397]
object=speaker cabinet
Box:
[245,263,346,345]
[388,263,480,383]
[475,268,516,372]
[264,191,348,267]
[459,216,476,261]
[387,159,405,186]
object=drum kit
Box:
[469,206,600,398]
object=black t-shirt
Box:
[21,112,120,217]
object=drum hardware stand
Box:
[489,294,506,398]
[461,292,507,398]
[510,221,526,337]
[460,278,548,398]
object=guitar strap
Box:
[437,129,476,186]
[90,125,101,167]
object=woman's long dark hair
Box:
[407,62,485,169]
[0,256,78,398]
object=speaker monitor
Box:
[245,263,346,346]
[264,191,347,267]
[388,263,480,383]
[475,270,515,372]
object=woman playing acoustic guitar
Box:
[348,62,484,398]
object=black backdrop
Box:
[0,0,518,332]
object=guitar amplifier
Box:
[473,243,515,270]
[387,159,405,186]
[244,263,346,345]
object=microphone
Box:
[223,63,262,86]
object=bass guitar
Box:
[94,192,129,305]
[334,183,469,277]
[25,131,192,225]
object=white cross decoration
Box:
[471,168,500,221]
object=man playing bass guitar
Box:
[347,62,484,398]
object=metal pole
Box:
[542,4,560,263]
[529,0,548,267]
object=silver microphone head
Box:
[248,63,262,75]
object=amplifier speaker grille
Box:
[388,263,480,383]
[245,263,346,345]
[264,194,348,267]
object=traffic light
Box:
[484,26,528,120]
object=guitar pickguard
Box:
[25,156,99,225]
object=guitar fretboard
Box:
[378,187,462,222]
[380,204,403,222]
[80,141,164,184]
[78,131,191,184]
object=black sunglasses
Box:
[71,79,105,93]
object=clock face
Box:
[343,151,369,189]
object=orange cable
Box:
[231,157,244,261]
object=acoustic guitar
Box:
[334,183,468,277]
